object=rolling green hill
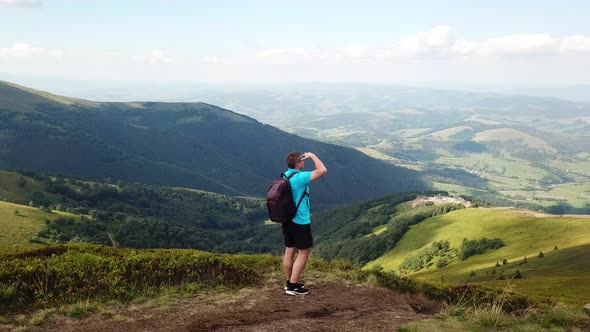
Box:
[0,169,61,204]
[0,200,77,249]
[472,128,555,152]
[366,207,590,304]
[0,81,427,207]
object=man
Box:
[283,151,327,295]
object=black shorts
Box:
[282,222,313,249]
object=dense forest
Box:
[16,172,275,253]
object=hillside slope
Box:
[0,200,75,248]
[367,207,590,303]
[0,81,426,206]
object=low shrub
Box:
[0,244,279,313]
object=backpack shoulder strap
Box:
[284,172,308,210]
[295,188,308,210]
[282,172,297,179]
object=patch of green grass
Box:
[472,302,508,329]
[473,128,554,152]
[549,159,590,177]
[430,151,589,209]
[65,300,98,318]
[402,294,588,331]
[437,154,549,183]
[366,208,590,304]
[0,201,51,248]
[500,182,590,209]
[482,245,590,304]
[369,224,387,236]
[0,200,78,248]
[393,128,432,138]
[398,319,473,332]
[29,308,56,326]
[0,170,56,205]
[183,282,203,294]
[429,126,472,140]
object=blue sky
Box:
[1,0,590,85]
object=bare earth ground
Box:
[2,281,443,332]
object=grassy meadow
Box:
[0,170,60,205]
[432,150,590,212]
[0,201,68,249]
[366,207,590,304]
[0,199,81,250]
[436,154,549,185]
[501,182,590,208]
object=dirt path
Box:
[7,281,443,332]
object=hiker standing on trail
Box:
[283,151,327,295]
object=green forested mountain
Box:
[0,169,273,252]
[0,81,426,206]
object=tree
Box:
[554,245,558,250]
[538,251,544,258]
[513,270,524,279]
[16,177,27,188]
[436,257,448,268]
[30,192,50,207]
[502,258,508,265]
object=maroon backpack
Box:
[266,173,307,224]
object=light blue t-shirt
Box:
[284,168,311,225]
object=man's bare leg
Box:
[283,246,296,282]
[289,248,310,284]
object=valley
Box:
[190,85,590,214]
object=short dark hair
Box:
[286,151,302,168]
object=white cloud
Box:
[250,26,590,64]
[471,34,561,56]
[130,49,173,64]
[0,0,42,7]
[450,34,590,57]
[398,25,455,53]
[200,56,245,65]
[149,49,172,64]
[255,48,316,64]
[338,44,369,58]
[0,42,64,59]
[560,35,590,52]
[4,27,590,85]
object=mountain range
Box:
[0,81,427,206]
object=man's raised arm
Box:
[302,152,327,182]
